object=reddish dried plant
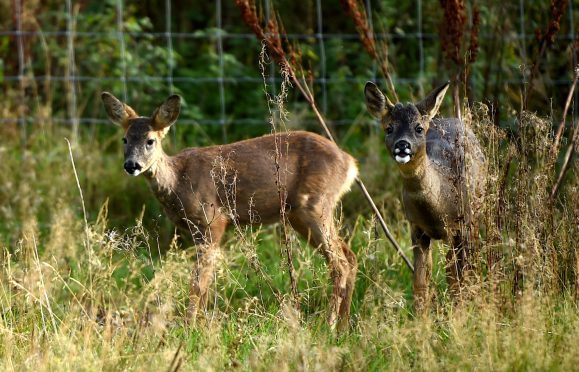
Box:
[467,5,480,65]
[439,0,467,66]
[439,0,481,68]
[340,0,377,59]
[340,0,398,100]
[526,0,569,107]
[535,0,569,46]
[234,0,286,65]
[438,0,480,115]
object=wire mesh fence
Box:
[1,0,577,142]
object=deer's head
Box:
[364,82,449,165]
[101,92,181,176]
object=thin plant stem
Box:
[65,138,93,291]
[550,120,578,200]
[552,66,579,156]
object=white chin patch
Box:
[395,155,411,164]
[125,169,141,176]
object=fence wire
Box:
[1,1,577,131]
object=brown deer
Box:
[101,92,358,329]
[364,82,485,312]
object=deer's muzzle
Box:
[393,140,413,164]
[124,160,143,176]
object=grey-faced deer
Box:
[364,82,485,312]
[101,92,358,329]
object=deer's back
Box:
[170,131,357,226]
[427,118,481,171]
[403,118,485,238]
[427,118,485,194]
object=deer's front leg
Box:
[412,227,432,315]
[187,219,227,324]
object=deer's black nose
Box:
[394,140,411,151]
[124,160,142,175]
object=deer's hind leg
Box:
[412,227,432,314]
[187,218,228,324]
[289,206,356,331]
[338,240,357,325]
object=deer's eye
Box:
[122,138,127,144]
[386,126,393,135]
[146,139,155,146]
[415,126,424,134]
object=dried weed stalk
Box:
[439,0,480,115]
[235,0,414,272]
[549,65,578,201]
[258,41,300,307]
[550,115,578,201]
[525,0,569,107]
[340,0,398,101]
[467,5,480,65]
[469,103,576,297]
[440,0,467,66]
[552,66,579,156]
[209,151,284,303]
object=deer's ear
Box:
[364,82,394,119]
[151,95,181,135]
[416,81,450,120]
[101,92,137,129]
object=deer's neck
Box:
[398,150,440,193]
[144,150,178,195]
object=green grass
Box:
[0,116,577,370]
